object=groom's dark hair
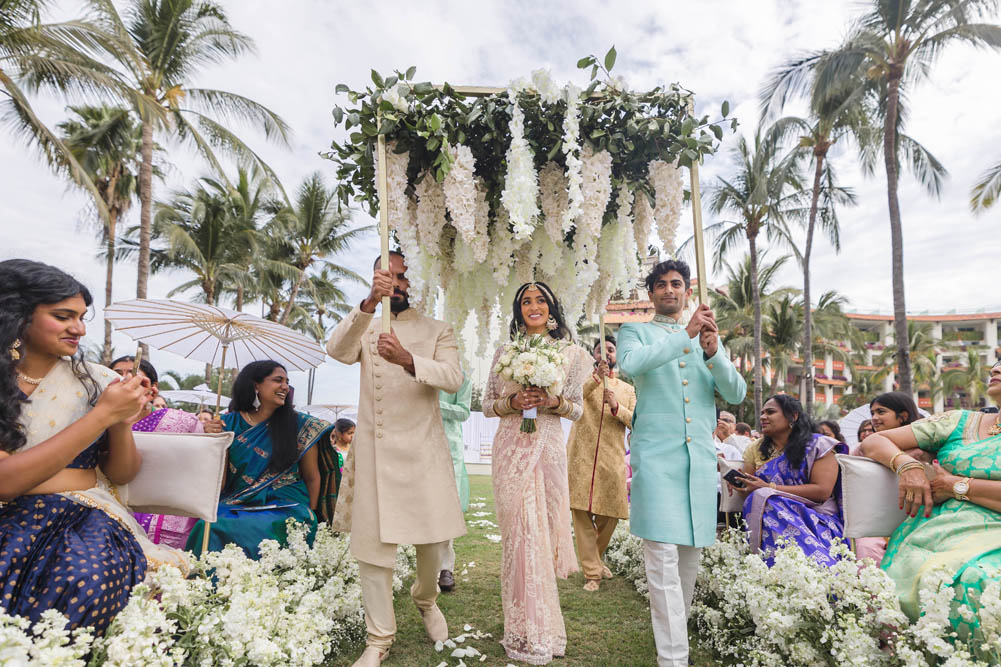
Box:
[372,250,405,270]
[644,259,691,292]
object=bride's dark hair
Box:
[508,281,572,341]
[0,259,100,453]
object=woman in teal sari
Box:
[861,359,1001,641]
[188,360,334,559]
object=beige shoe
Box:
[350,646,389,667]
[583,579,600,592]
[416,603,448,642]
[601,565,613,579]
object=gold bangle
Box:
[769,482,777,490]
[889,451,908,472]
[895,461,924,476]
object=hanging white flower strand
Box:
[561,83,583,233]
[568,146,613,325]
[648,159,685,256]
[538,161,568,243]
[633,189,654,259]
[375,143,425,303]
[443,143,477,245]
[500,94,539,241]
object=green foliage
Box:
[324,51,735,227]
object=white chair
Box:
[835,454,909,538]
[718,458,747,521]
[118,431,233,551]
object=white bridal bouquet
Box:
[493,333,569,433]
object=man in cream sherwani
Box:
[327,250,466,667]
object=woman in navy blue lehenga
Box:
[730,395,848,567]
[0,260,185,633]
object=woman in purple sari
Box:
[729,395,847,567]
[110,356,203,549]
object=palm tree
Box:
[840,366,893,410]
[200,168,274,311]
[268,172,369,325]
[971,158,1001,211]
[767,0,1001,395]
[762,294,802,396]
[58,104,142,364]
[706,124,805,419]
[1,0,117,212]
[84,0,291,299]
[943,348,991,408]
[759,83,867,415]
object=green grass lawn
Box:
[327,475,712,666]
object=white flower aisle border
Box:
[604,523,1001,666]
[0,522,416,667]
[326,48,737,361]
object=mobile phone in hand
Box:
[722,468,746,489]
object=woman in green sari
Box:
[861,360,1001,638]
[188,360,335,559]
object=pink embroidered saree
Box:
[484,342,586,665]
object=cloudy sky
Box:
[4,0,1000,404]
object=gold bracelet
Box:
[895,461,924,476]
[769,482,777,490]
[889,451,908,472]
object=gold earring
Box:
[9,339,21,361]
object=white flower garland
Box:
[538,161,568,243]
[633,189,654,259]
[561,84,583,233]
[443,143,477,245]
[648,159,684,256]
[500,98,539,241]
[530,68,562,105]
[415,172,446,256]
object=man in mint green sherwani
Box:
[618,259,746,667]
[437,375,471,591]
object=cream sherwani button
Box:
[686,436,692,443]
[683,348,691,354]
[679,361,686,368]
[684,397,690,403]
[682,380,688,386]
[686,417,692,423]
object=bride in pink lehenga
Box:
[483,282,586,665]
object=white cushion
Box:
[119,431,233,522]
[836,454,908,538]
[718,458,747,513]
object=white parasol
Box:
[159,389,231,409]
[299,404,357,422]
[840,403,930,449]
[105,299,327,415]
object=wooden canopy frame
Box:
[374,85,710,334]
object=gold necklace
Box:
[16,371,43,386]
[988,416,1001,437]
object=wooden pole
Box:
[214,343,228,418]
[689,160,709,306]
[376,117,391,334]
[599,313,608,390]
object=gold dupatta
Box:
[18,358,189,572]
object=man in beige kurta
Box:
[566,336,636,590]
[327,251,466,666]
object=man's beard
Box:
[389,291,410,313]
